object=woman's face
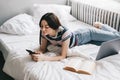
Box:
[41,20,56,36]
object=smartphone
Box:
[26,49,35,55]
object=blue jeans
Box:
[75,24,120,45]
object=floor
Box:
[0,51,14,80]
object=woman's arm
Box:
[33,37,48,54]
[44,38,70,61]
[31,37,48,61]
[33,38,70,62]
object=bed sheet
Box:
[63,20,93,32]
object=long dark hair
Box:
[39,13,61,30]
[39,13,62,45]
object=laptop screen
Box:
[96,38,120,60]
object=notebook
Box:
[96,38,120,60]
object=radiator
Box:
[71,0,120,31]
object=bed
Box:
[0,3,120,80]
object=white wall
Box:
[0,0,67,26]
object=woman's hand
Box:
[31,54,45,62]
[34,50,42,54]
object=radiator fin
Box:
[71,1,120,31]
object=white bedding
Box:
[1,20,120,80]
[3,49,120,80]
[0,31,39,60]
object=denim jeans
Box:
[74,24,120,45]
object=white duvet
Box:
[3,46,120,80]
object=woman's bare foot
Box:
[93,22,102,29]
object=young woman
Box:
[31,13,120,62]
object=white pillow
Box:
[31,4,76,25]
[0,13,39,35]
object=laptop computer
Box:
[96,38,120,60]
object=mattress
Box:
[1,21,120,80]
